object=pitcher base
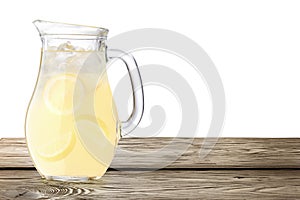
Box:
[44,175,101,182]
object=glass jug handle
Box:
[107,49,144,136]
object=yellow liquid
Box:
[25,51,120,180]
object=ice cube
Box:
[47,46,58,51]
[57,41,75,51]
[74,46,85,52]
[57,62,68,71]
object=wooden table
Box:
[0,138,299,199]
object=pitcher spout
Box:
[33,20,108,38]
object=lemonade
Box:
[25,49,120,181]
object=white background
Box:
[0,0,300,138]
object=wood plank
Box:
[1,138,300,169]
[0,169,299,199]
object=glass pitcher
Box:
[25,20,144,181]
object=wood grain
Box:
[0,169,299,199]
[1,138,300,199]
[1,138,300,169]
